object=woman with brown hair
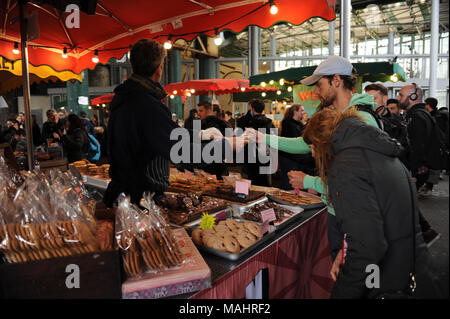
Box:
[301,107,440,299]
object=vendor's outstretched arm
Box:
[264,134,311,154]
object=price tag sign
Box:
[260,220,270,235]
[235,180,249,195]
[260,208,276,223]
[241,179,252,188]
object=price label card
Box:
[235,180,249,195]
[260,220,270,235]
[241,179,252,188]
[260,208,276,223]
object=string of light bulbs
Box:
[2,1,279,64]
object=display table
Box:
[175,207,334,299]
[82,175,110,190]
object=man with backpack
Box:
[398,83,442,246]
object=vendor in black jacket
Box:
[301,108,441,299]
[103,39,238,207]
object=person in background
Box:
[91,114,99,127]
[364,83,388,116]
[0,119,18,144]
[198,101,229,135]
[213,104,221,118]
[184,109,198,132]
[13,129,27,153]
[31,114,42,146]
[225,111,236,128]
[79,111,96,137]
[16,112,25,130]
[397,83,441,245]
[386,98,401,115]
[60,114,89,163]
[42,109,61,143]
[241,99,275,186]
[279,104,315,190]
[302,107,441,299]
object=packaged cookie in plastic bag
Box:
[116,193,185,277]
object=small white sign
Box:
[171,19,183,29]
[78,96,89,105]
[149,25,163,34]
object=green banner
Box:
[293,84,321,117]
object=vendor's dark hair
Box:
[425,97,438,110]
[364,83,388,96]
[198,101,212,110]
[187,109,198,119]
[67,114,86,133]
[323,67,358,91]
[130,39,166,77]
[386,98,399,106]
[213,104,221,114]
[249,99,266,113]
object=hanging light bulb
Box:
[214,28,223,46]
[88,106,92,110]
[261,92,267,98]
[240,87,246,92]
[190,89,196,94]
[287,86,293,92]
[269,80,274,85]
[12,42,20,55]
[186,92,192,97]
[170,95,175,99]
[92,50,99,63]
[173,90,178,95]
[279,78,285,86]
[276,90,281,95]
[164,36,173,50]
[390,74,399,82]
[62,47,68,58]
[269,0,278,15]
[260,81,266,87]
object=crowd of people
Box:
[2,37,447,299]
[0,108,103,166]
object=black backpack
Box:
[356,104,410,148]
[416,109,449,170]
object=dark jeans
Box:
[415,173,432,232]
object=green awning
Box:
[249,62,407,86]
[54,100,68,108]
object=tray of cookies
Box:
[267,190,325,210]
[186,218,275,261]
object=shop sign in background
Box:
[293,84,321,117]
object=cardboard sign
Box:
[241,179,252,188]
[235,180,249,195]
[260,208,276,223]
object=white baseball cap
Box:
[300,56,354,86]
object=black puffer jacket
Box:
[201,115,231,136]
[328,117,441,299]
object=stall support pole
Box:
[270,34,276,72]
[328,21,335,56]
[429,0,439,98]
[19,1,34,171]
[249,26,259,76]
[341,0,351,59]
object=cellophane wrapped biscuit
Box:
[115,193,185,278]
[0,157,104,264]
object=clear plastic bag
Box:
[116,193,185,278]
